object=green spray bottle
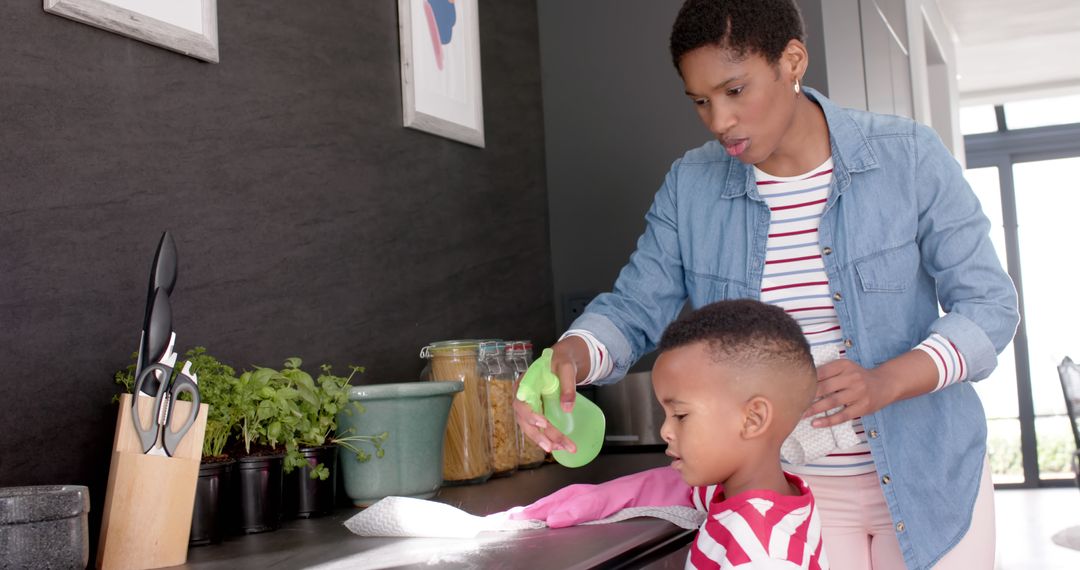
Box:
[516,348,606,467]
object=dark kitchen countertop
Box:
[179,451,693,569]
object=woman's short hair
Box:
[670,0,806,69]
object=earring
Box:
[794,79,801,94]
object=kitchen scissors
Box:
[133,359,201,457]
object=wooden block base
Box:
[96,393,208,570]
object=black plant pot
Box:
[235,454,284,534]
[283,445,338,519]
[189,459,236,546]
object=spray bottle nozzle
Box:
[516,348,559,413]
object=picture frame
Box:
[397,0,485,148]
[44,0,219,63]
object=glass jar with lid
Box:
[480,340,519,477]
[421,340,492,484]
[507,340,547,469]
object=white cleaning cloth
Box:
[780,344,862,465]
[344,496,543,538]
[344,496,705,539]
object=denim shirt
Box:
[572,87,1019,569]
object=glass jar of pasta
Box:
[480,340,518,477]
[507,340,547,469]
[421,340,492,485]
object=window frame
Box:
[965,116,1080,489]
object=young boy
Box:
[511,300,827,568]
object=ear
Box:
[780,39,809,85]
[740,396,773,439]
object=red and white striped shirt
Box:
[688,473,828,569]
[756,159,966,477]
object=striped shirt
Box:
[688,473,828,569]
[914,333,969,392]
[756,159,966,477]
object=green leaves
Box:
[113,352,139,398]
[236,361,309,455]
[285,363,356,448]
[260,359,372,475]
[186,348,241,458]
[334,429,389,464]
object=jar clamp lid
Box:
[420,340,481,359]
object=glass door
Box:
[1012,157,1080,481]
[963,96,1080,487]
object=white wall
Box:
[907,0,965,165]
[808,0,963,160]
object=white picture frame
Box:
[44,0,219,63]
[398,0,485,147]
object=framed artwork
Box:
[44,0,219,63]
[398,0,485,147]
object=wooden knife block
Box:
[97,393,208,570]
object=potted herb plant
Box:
[280,363,364,518]
[183,348,241,545]
[230,360,304,534]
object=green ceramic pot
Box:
[336,380,463,507]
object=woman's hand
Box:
[512,335,591,453]
[513,395,576,453]
[805,350,940,427]
[805,359,891,427]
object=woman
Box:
[514,1,1018,569]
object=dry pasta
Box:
[486,378,518,476]
[508,347,547,469]
[517,422,547,468]
[431,349,492,483]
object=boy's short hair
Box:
[669,0,806,68]
[659,299,813,376]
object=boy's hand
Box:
[506,466,691,528]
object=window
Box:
[1004,94,1080,130]
[960,104,998,135]
[1013,157,1080,481]
[964,101,1080,488]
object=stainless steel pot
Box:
[592,370,665,446]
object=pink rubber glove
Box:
[506,466,692,528]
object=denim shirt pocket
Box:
[854,241,920,293]
[685,270,743,307]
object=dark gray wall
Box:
[537,0,703,346]
[798,0,832,98]
[0,0,552,534]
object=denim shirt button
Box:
[833,292,843,301]
[844,338,853,348]
[896,521,905,532]
[822,246,833,255]
[882,475,891,484]
[869,429,879,438]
